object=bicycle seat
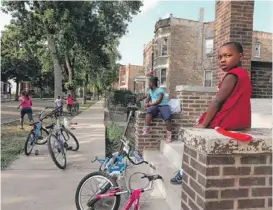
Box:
[29,121,40,126]
[45,124,54,129]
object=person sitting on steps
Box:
[143,76,172,143]
[170,41,252,185]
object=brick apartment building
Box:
[117,64,144,92]
[144,9,272,99]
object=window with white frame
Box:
[255,42,261,57]
[205,39,213,56]
[160,68,167,86]
[204,70,212,87]
[161,38,168,56]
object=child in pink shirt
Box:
[17,90,33,129]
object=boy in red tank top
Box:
[195,41,251,130]
[170,42,252,185]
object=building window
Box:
[161,38,168,56]
[205,39,213,56]
[255,42,261,57]
[160,68,167,86]
[204,70,212,87]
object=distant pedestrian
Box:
[17,90,34,129]
[64,94,73,115]
[55,96,63,116]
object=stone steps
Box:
[143,142,183,210]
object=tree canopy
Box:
[1,1,143,99]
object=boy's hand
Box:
[194,124,206,128]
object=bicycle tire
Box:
[62,128,79,151]
[47,133,67,169]
[75,171,120,210]
[24,131,35,156]
[35,127,49,145]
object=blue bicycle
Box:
[24,107,54,156]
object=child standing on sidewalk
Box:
[170,41,252,184]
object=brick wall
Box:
[181,128,272,210]
[251,61,272,98]
[176,85,216,127]
[133,85,216,152]
[168,22,204,99]
[212,1,254,86]
[134,112,182,152]
[252,31,273,62]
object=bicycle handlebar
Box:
[119,138,156,170]
[128,172,162,191]
[141,174,162,182]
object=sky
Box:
[1,1,272,66]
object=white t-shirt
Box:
[55,99,62,107]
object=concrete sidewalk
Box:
[1,100,105,210]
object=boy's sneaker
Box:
[166,130,172,143]
[170,170,182,185]
[142,126,151,135]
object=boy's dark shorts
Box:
[146,105,171,121]
[20,107,33,120]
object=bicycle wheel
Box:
[47,133,67,169]
[24,131,35,156]
[61,128,79,151]
[75,171,120,210]
[35,127,49,145]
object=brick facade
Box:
[176,86,216,127]
[118,64,143,91]
[251,61,272,98]
[181,128,272,210]
[212,1,254,86]
[145,5,272,98]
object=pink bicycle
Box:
[75,171,162,210]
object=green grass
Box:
[1,101,97,169]
[79,100,97,110]
[1,118,54,169]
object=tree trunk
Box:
[44,25,63,99]
[65,54,75,98]
[15,79,19,101]
[92,85,96,101]
[96,86,100,100]
[39,88,43,99]
[82,72,88,105]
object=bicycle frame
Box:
[31,122,43,143]
[94,183,153,210]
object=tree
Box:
[1,1,143,100]
[1,24,41,100]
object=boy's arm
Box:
[199,74,237,128]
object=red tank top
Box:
[198,67,252,130]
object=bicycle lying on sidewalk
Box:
[75,169,162,210]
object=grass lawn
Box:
[1,118,54,169]
[1,100,96,169]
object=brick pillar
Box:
[181,128,272,210]
[212,1,254,86]
[176,85,216,127]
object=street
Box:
[1,99,55,124]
